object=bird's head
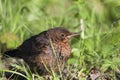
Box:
[47,27,79,43]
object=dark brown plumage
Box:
[4,27,79,75]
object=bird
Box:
[4,27,79,75]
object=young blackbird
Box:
[4,27,79,75]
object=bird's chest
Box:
[53,42,71,60]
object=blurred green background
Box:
[0,0,120,79]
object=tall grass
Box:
[0,0,120,79]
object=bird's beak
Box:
[67,33,80,38]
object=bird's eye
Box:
[61,33,65,38]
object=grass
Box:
[0,0,120,79]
